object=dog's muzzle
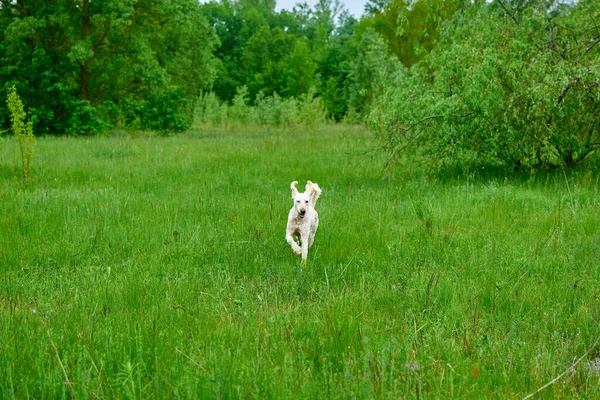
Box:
[299,210,306,218]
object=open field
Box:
[1,126,600,398]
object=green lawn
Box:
[1,126,600,398]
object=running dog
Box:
[285,181,322,262]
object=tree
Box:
[347,28,401,120]
[203,0,281,102]
[0,0,217,134]
[361,0,464,67]
[203,0,360,120]
[369,0,600,170]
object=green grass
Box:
[1,126,600,399]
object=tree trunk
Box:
[80,0,90,101]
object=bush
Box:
[195,92,227,127]
[229,86,251,126]
[369,0,600,171]
[297,88,327,127]
[139,90,194,133]
[6,86,36,183]
[66,100,109,135]
[255,92,300,127]
[194,89,328,129]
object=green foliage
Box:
[0,0,217,134]
[202,0,360,120]
[370,0,600,171]
[66,100,109,136]
[321,77,343,120]
[195,91,228,127]
[229,86,251,126]
[313,12,360,121]
[139,90,194,133]
[202,0,279,102]
[348,28,403,120]
[6,86,35,183]
[297,88,328,127]
[194,88,327,129]
[253,92,299,127]
[0,0,370,131]
[362,0,464,67]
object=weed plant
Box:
[6,86,36,184]
[1,126,599,398]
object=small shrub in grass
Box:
[229,86,251,126]
[196,91,227,127]
[298,88,327,127]
[140,90,193,132]
[253,91,279,126]
[254,91,299,127]
[6,86,36,184]
[277,95,300,127]
[195,89,327,129]
[251,91,271,126]
[66,99,109,135]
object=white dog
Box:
[286,180,322,262]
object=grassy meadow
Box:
[1,126,600,398]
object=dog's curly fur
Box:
[286,180,322,261]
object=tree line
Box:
[0,0,461,133]
[1,0,599,169]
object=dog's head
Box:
[291,181,311,219]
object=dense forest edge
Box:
[1,0,599,171]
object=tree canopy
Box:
[1,0,599,169]
[369,0,600,170]
[1,0,217,133]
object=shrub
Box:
[195,90,328,129]
[255,92,310,127]
[369,1,600,171]
[195,91,226,127]
[6,86,36,183]
[229,86,251,126]
[298,88,327,127]
[140,90,193,133]
[66,100,109,135]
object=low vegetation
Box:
[6,86,35,184]
[194,87,328,129]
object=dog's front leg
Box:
[286,232,302,255]
[300,232,309,261]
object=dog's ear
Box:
[305,180,313,193]
[290,181,299,198]
[309,182,321,206]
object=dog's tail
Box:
[307,181,321,207]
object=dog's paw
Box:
[293,246,302,255]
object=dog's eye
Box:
[305,200,309,204]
